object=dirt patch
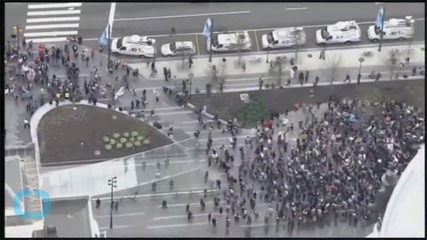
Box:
[37,105,173,166]
[189,79,425,127]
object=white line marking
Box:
[155,111,193,116]
[68,7,74,10]
[28,3,82,9]
[153,106,185,111]
[25,37,68,43]
[95,212,145,218]
[115,11,251,22]
[25,23,79,30]
[286,7,308,11]
[147,222,208,229]
[27,10,81,16]
[24,31,78,37]
[181,120,199,125]
[112,18,425,38]
[374,2,383,5]
[108,3,117,34]
[27,17,80,23]
[153,213,214,220]
[100,225,130,230]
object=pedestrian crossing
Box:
[24,2,82,43]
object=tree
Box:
[324,54,343,84]
[382,50,401,80]
[268,56,287,86]
[236,32,246,66]
[290,28,305,64]
[207,63,227,92]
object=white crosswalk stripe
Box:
[24,2,82,43]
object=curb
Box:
[93,188,218,201]
[5,142,35,151]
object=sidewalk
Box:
[129,43,425,81]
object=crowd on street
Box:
[166,97,424,236]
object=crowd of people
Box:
[173,97,424,236]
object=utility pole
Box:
[107,24,112,70]
[108,176,117,229]
[16,25,20,52]
[377,7,386,52]
[209,18,213,63]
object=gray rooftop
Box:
[5,156,24,211]
[40,197,92,237]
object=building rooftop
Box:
[34,197,94,237]
[5,156,25,216]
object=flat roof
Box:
[5,156,24,212]
[42,197,92,237]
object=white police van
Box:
[262,27,306,50]
[316,21,361,44]
[161,41,196,57]
[368,16,415,42]
[207,31,252,52]
[111,37,156,58]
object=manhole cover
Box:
[94,150,101,156]
[307,54,312,58]
[112,115,118,120]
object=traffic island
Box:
[37,105,173,166]
[188,79,425,128]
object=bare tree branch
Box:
[381,50,401,80]
[325,54,343,84]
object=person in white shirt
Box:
[24,118,30,129]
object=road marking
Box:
[374,2,383,4]
[27,10,81,16]
[24,37,68,43]
[254,30,260,52]
[153,212,214,220]
[155,110,193,116]
[95,212,145,218]
[24,30,78,37]
[195,34,201,55]
[286,7,308,11]
[157,201,214,208]
[27,16,80,23]
[100,225,131,230]
[153,106,185,111]
[115,11,251,22]
[147,222,209,229]
[25,23,79,30]
[181,120,199,125]
[28,3,82,9]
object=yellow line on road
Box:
[195,34,201,55]
[253,30,260,52]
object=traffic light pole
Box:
[107,24,111,70]
[209,18,213,63]
[108,177,117,229]
[378,8,386,52]
[16,25,20,52]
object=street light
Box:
[108,177,117,229]
[358,57,365,84]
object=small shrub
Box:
[134,141,141,147]
[143,139,150,145]
[120,138,127,144]
[105,144,112,150]
[126,142,133,149]
[103,136,110,143]
[129,137,137,142]
[265,82,270,88]
[131,131,139,137]
[137,136,144,141]
[123,132,130,138]
[113,133,120,139]
[116,143,123,149]
[110,139,116,145]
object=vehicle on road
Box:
[123,35,156,46]
[262,27,306,50]
[207,31,252,53]
[111,37,156,58]
[316,21,361,44]
[161,41,196,57]
[368,16,415,42]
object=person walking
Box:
[344,74,351,83]
[188,56,193,69]
[24,118,30,129]
[163,67,168,81]
[162,200,168,209]
[95,198,101,208]
[114,200,119,212]
[319,49,326,60]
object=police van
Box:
[111,37,156,58]
[262,27,306,50]
[207,31,252,52]
[316,21,361,44]
[368,16,415,42]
